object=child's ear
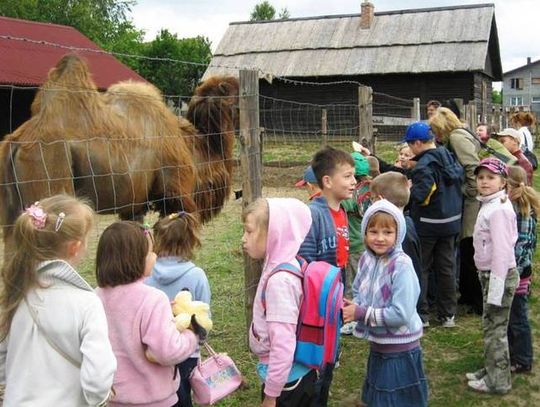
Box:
[66,240,82,258]
[322,175,332,189]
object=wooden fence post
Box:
[321,108,328,146]
[454,98,464,121]
[466,101,477,130]
[358,86,374,153]
[239,69,263,332]
[412,97,421,121]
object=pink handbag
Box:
[189,342,242,405]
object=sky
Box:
[130,0,540,75]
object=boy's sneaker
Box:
[468,378,509,394]
[511,363,532,374]
[465,368,486,381]
[439,315,455,328]
[340,321,357,335]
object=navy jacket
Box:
[403,214,423,279]
[409,146,463,236]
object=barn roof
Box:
[205,3,502,80]
[0,16,146,88]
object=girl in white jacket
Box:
[0,195,116,406]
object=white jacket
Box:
[0,260,116,406]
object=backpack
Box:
[261,257,343,370]
[463,128,517,165]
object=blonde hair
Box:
[396,143,409,152]
[0,194,94,340]
[153,212,201,259]
[370,172,410,208]
[429,107,464,139]
[242,198,269,235]
[506,166,540,217]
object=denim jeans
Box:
[508,294,533,368]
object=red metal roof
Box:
[0,16,146,88]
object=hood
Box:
[263,198,312,274]
[361,199,406,254]
[150,257,196,285]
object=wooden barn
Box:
[0,15,145,139]
[205,2,502,138]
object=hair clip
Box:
[168,211,186,220]
[54,212,66,232]
[25,202,47,229]
[142,222,153,237]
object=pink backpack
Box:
[262,257,343,370]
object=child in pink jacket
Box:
[95,222,199,407]
[243,198,317,407]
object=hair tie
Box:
[25,202,47,229]
[55,212,66,232]
[168,211,186,220]
[142,222,152,237]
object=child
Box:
[506,165,539,374]
[243,198,317,407]
[466,158,518,394]
[298,146,356,406]
[96,221,200,407]
[295,165,322,201]
[0,195,116,406]
[405,121,463,328]
[145,211,210,407]
[495,128,533,185]
[343,199,428,407]
[395,143,414,168]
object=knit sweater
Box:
[514,207,537,295]
[352,200,423,345]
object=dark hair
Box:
[311,146,355,189]
[96,221,149,287]
[426,100,441,109]
[153,212,201,259]
[441,99,461,119]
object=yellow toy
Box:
[172,291,213,333]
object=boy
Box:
[369,171,423,308]
[495,128,533,185]
[405,122,463,328]
[295,165,322,200]
[298,146,356,407]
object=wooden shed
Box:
[205,2,502,138]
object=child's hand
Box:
[342,298,357,323]
[261,395,276,407]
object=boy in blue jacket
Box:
[406,122,463,328]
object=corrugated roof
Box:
[0,16,145,88]
[205,3,500,79]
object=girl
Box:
[466,158,518,394]
[343,199,428,407]
[395,143,414,169]
[95,221,199,407]
[145,211,210,407]
[0,195,116,406]
[243,198,317,407]
[511,111,536,152]
[506,166,539,374]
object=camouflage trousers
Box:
[478,268,519,392]
[345,251,362,298]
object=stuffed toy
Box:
[172,291,213,333]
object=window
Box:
[511,78,524,89]
[532,78,540,85]
[532,97,540,104]
[510,97,524,106]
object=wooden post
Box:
[412,97,421,121]
[466,101,477,130]
[454,98,464,121]
[358,86,374,153]
[239,69,263,332]
[321,108,328,146]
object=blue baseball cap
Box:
[402,122,434,143]
[295,166,318,187]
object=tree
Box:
[250,1,275,21]
[137,30,212,100]
[278,8,290,19]
[492,89,502,104]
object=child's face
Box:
[365,221,397,256]
[398,146,414,167]
[143,238,157,277]
[476,169,506,196]
[476,125,489,142]
[242,213,267,260]
[323,163,356,201]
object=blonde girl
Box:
[146,212,210,407]
[506,166,540,374]
[0,194,116,406]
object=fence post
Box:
[454,98,464,121]
[358,86,374,153]
[321,108,328,146]
[239,69,263,332]
[412,97,421,121]
[466,101,477,130]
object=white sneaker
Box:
[340,321,357,335]
[465,368,486,381]
[468,378,490,393]
[440,316,455,328]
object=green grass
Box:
[73,142,540,406]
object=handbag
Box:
[523,133,538,170]
[189,341,242,405]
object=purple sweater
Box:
[96,280,197,407]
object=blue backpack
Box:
[261,257,343,370]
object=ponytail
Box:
[507,166,540,217]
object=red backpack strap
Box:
[261,262,303,310]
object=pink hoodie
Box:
[249,198,312,397]
[96,280,198,407]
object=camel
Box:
[0,54,238,248]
